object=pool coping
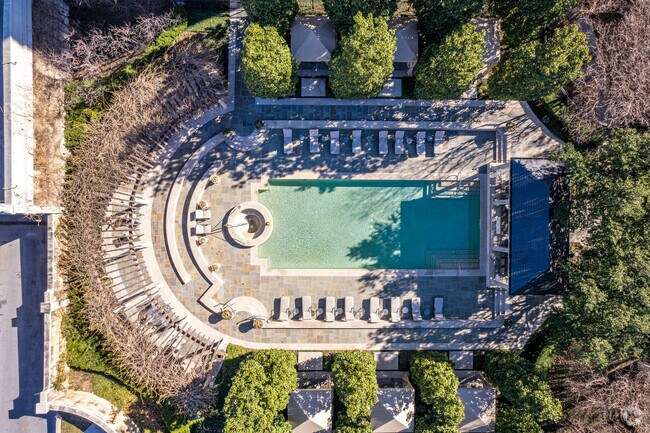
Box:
[248,173,488,278]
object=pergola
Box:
[291,16,337,64]
[288,372,333,433]
[371,372,415,433]
[389,18,418,77]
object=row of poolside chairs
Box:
[275,296,445,323]
[283,129,446,157]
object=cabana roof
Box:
[389,18,418,65]
[371,372,415,433]
[291,16,337,64]
[457,371,496,433]
[288,372,333,433]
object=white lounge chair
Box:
[344,296,355,321]
[352,130,362,154]
[283,129,293,154]
[395,131,405,155]
[330,131,340,155]
[390,297,401,323]
[301,296,312,321]
[434,297,444,320]
[369,297,380,323]
[325,296,335,322]
[278,296,290,321]
[434,130,445,154]
[310,129,319,153]
[379,131,388,155]
[412,297,422,322]
[195,209,211,220]
[416,131,426,156]
[195,223,211,236]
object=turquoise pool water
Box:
[258,179,481,269]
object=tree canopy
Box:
[551,129,650,367]
[410,0,485,44]
[496,407,543,433]
[487,25,590,100]
[329,13,396,99]
[494,0,578,46]
[414,23,486,99]
[223,350,297,433]
[332,351,378,421]
[410,352,464,432]
[241,0,299,35]
[484,351,562,424]
[323,0,397,34]
[241,23,297,99]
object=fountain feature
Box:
[226,202,274,247]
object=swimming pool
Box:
[258,179,481,270]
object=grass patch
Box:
[528,93,571,143]
[186,4,229,34]
[61,420,84,433]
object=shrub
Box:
[223,350,297,433]
[414,23,486,99]
[332,351,378,420]
[488,25,589,100]
[410,0,485,44]
[323,0,397,34]
[410,352,464,432]
[241,23,297,98]
[484,351,562,423]
[329,13,396,99]
[241,0,298,35]
[494,0,577,46]
[335,414,373,433]
[495,407,542,433]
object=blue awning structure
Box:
[510,159,567,295]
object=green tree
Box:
[410,0,485,43]
[484,351,562,423]
[495,0,578,45]
[335,414,373,433]
[415,23,486,99]
[241,23,297,99]
[223,359,271,433]
[249,349,298,412]
[410,352,464,432]
[552,129,650,366]
[496,407,542,433]
[329,13,396,99]
[323,0,397,34]
[241,0,299,35]
[488,25,589,100]
[332,351,378,420]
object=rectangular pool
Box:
[258,179,481,270]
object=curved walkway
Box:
[49,390,139,433]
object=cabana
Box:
[389,18,418,77]
[371,372,415,432]
[457,371,496,432]
[291,16,336,68]
[288,372,333,433]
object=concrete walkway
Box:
[0,215,55,432]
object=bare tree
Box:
[564,0,650,142]
[60,34,226,417]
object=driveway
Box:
[0,215,55,432]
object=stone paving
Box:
[139,2,564,349]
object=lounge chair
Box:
[325,296,335,322]
[330,131,340,155]
[434,297,444,320]
[379,131,388,155]
[278,296,290,321]
[310,129,319,153]
[369,297,380,323]
[195,209,211,221]
[411,297,422,322]
[395,131,405,155]
[390,297,401,323]
[301,296,312,321]
[283,129,293,154]
[434,130,445,154]
[416,131,426,156]
[352,130,362,154]
[344,296,355,321]
[195,223,210,236]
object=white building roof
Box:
[291,16,337,64]
[457,371,496,433]
[371,372,415,433]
